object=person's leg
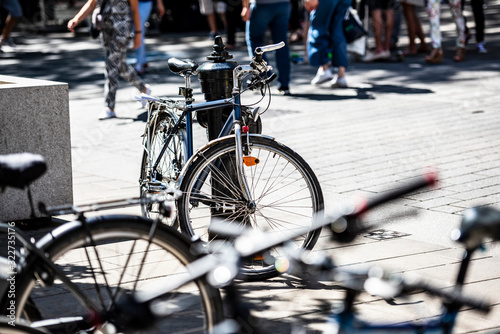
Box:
[448,0,466,61]
[200,0,218,35]
[390,0,401,48]
[104,17,146,111]
[135,0,153,72]
[307,0,335,67]
[245,3,270,59]
[329,0,349,71]
[426,0,441,49]
[329,0,350,87]
[470,0,485,43]
[308,0,335,83]
[1,16,18,41]
[371,9,384,53]
[268,2,291,89]
[1,0,23,42]
[412,6,428,50]
[402,2,418,53]
[225,0,242,46]
[102,28,119,112]
[382,8,394,51]
[425,0,443,63]
[215,1,228,31]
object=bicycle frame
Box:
[142,42,285,201]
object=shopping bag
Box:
[343,8,367,43]
[347,35,366,56]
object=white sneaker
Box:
[331,76,347,88]
[311,67,334,85]
[99,107,116,120]
[141,84,151,108]
[477,42,488,54]
[362,50,390,62]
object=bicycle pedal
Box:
[243,156,260,166]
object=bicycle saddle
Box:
[454,206,500,249]
[0,153,47,190]
[167,58,199,75]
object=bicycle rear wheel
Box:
[140,110,187,223]
[178,135,324,281]
[13,216,223,333]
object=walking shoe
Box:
[278,86,291,96]
[99,108,116,120]
[311,67,333,85]
[331,76,347,88]
[425,48,442,64]
[362,50,390,62]
[141,84,151,108]
[0,38,16,47]
[477,42,488,54]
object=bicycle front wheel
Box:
[14,216,223,333]
[178,135,324,280]
[140,110,188,223]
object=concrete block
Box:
[0,75,72,221]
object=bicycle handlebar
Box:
[404,277,490,312]
[330,170,438,243]
[255,41,285,55]
[210,171,438,258]
[356,169,438,215]
[253,41,285,63]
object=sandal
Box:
[425,48,442,64]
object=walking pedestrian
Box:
[461,0,487,54]
[425,0,466,63]
[135,0,165,74]
[362,0,395,61]
[0,0,23,52]
[199,0,228,39]
[306,0,351,88]
[67,0,152,119]
[242,0,291,95]
[400,0,429,56]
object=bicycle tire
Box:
[178,135,324,281]
[140,110,188,223]
[0,320,49,334]
[11,215,223,333]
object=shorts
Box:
[367,0,395,10]
[199,0,226,15]
[0,0,23,18]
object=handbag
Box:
[342,8,367,43]
[90,0,109,39]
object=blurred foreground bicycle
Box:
[96,171,496,333]
[0,153,223,333]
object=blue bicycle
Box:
[137,40,324,280]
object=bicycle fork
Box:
[232,72,254,211]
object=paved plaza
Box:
[2,2,500,332]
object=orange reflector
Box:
[243,157,260,166]
[253,253,265,261]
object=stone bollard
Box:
[0,75,73,221]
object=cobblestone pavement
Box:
[2,2,500,332]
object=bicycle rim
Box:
[14,216,223,333]
[140,111,187,224]
[178,136,324,280]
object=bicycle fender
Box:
[176,134,275,186]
